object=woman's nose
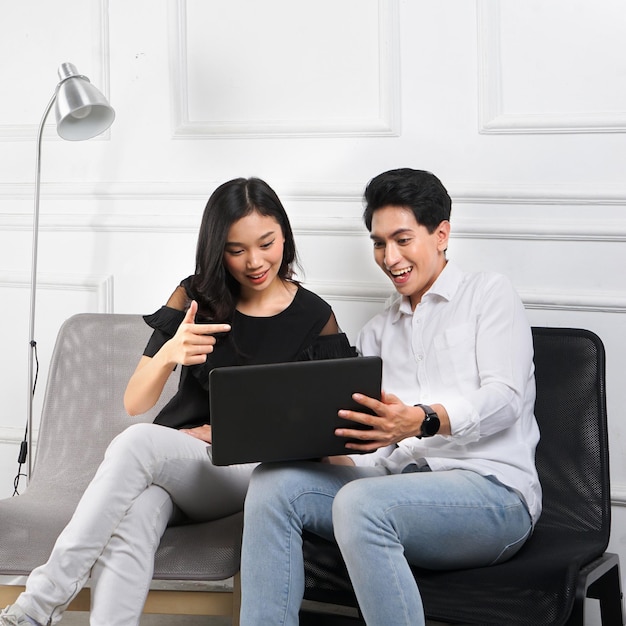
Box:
[246,251,261,269]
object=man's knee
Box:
[246,463,297,512]
[332,479,377,546]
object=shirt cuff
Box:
[440,396,481,443]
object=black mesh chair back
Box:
[302,327,624,625]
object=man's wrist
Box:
[414,404,441,438]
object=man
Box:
[239,168,541,626]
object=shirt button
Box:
[416,355,423,361]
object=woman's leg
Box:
[88,430,256,626]
[15,423,254,626]
[239,461,386,626]
[332,469,532,626]
[89,485,173,626]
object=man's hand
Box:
[335,391,433,452]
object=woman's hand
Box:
[180,424,212,443]
[165,300,231,367]
[124,300,230,416]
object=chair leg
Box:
[570,554,625,626]
[589,563,624,625]
[232,571,241,626]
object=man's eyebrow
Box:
[369,227,414,241]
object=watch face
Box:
[422,414,440,437]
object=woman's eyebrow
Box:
[226,230,276,246]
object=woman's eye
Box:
[226,249,244,256]
[261,240,275,249]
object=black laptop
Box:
[208,356,382,466]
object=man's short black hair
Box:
[363,168,451,233]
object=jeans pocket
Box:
[489,523,532,565]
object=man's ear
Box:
[436,220,451,252]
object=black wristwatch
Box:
[415,404,440,438]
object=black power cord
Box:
[13,340,39,495]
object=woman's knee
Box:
[105,422,160,461]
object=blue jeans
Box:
[240,461,532,626]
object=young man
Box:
[239,168,541,626]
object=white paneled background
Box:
[1,1,625,622]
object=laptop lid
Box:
[209,356,382,466]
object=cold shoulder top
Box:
[142,280,355,429]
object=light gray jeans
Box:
[16,423,255,626]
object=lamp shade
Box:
[54,62,115,141]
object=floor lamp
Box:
[25,62,115,482]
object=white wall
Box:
[1,1,625,620]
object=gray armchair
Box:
[0,313,242,624]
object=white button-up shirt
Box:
[352,261,542,524]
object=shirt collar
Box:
[388,261,464,323]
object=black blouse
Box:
[142,283,355,429]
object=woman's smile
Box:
[247,269,270,284]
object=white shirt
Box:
[352,261,542,524]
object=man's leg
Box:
[239,461,386,626]
[332,469,532,626]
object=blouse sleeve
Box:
[142,306,185,357]
[296,332,357,361]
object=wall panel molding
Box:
[4,212,626,243]
[0,272,114,313]
[305,280,626,316]
[518,291,626,315]
[477,0,626,134]
[2,181,626,239]
[0,0,112,142]
[169,0,400,138]
[4,180,626,205]
[611,486,626,507]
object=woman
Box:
[1,177,352,626]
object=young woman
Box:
[1,177,352,626]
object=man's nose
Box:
[384,243,401,268]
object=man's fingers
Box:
[351,392,385,414]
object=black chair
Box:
[301,327,624,625]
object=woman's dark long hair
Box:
[189,177,299,322]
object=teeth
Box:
[390,267,412,276]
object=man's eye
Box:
[373,241,384,249]
[397,238,411,245]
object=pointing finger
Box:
[183,300,198,324]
